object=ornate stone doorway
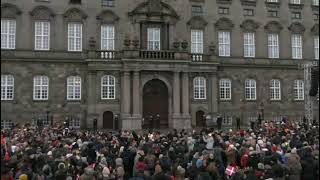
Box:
[143,79,169,129]
[103,111,113,129]
[196,110,205,127]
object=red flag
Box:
[4,151,10,161]
[225,165,237,176]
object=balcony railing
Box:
[191,54,203,61]
[97,50,121,60]
[139,50,175,59]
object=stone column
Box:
[121,71,131,117]
[211,73,218,113]
[132,71,140,117]
[173,71,181,116]
[86,71,97,129]
[182,72,191,129]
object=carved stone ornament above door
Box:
[187,16,208,29]
[215,17,234,30]
[63,8,88,22]
[96,10,120,24]
[30,6,55,20]
[240,19,260,32]
[288,22,305,34]
[1,3,22,18]
[128,0,179,24]
[264,21,283,33]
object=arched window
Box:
[270,79,281,100]
[33,75,49,100]
[193,77,206,99]
[101,75,115,99]
[1,75,14,100]
[245,79,256,100]
[219,79,231,100]
[67,76,81,100]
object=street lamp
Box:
[114,114,119,130]
[156,114,160,128]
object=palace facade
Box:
[1,0,319,130]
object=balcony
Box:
[139,50,176,60]
[288,1,304,9]
[97,50,121,60]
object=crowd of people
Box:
[1,119,319,180]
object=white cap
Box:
[47,151,52,156]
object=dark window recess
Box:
[102,0,115,7]
[218,7,230,14]
[292,12,301,19]
[314,14,319,20]
[192,5,203,14]
[70,0,81,4]
[244,9,254,16]
[268,10,278,17]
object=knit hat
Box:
[58,162,66,170]
[258,163,265,170]
[102,167,110,177]
[291,148,297,154]
[116,158,123,167]
[19,174,28,180]
[177,166,185,175]
[47,151,52,156]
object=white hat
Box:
[257,140,264,145]
[291,148,297,154]
[102,167,110,177]
[47,151,52,156]
[249,147,254,151]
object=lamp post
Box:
[114,114,119,130]
[156,114,160,128]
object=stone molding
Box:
[30,6,55,20]
[1,3,22,18]
[215,17,234,30]
[288,22,305,34]
[311,24,319,35]
[96,10,120,24]
[264,21,283,33]
[63,8,88,22]
[187,16,208,29]
[240,0,257,7]
[240,19,260,32]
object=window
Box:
[267,0,279,2]
[70,0,81,4]
[290,0,301,4]
[222,115,232,125]
[102,0,115,7]
[101,25,115,50]
[219,79,232,100]
[101,75,115,99]
[243,32,255,57]
[244,9,254,16]
[291,34,302,59]
[245,79,256,100]
[218,7,229,14]
[315,36,319,60]
[35,21,50,50]
[268,10,278,17]
[293,80,304,100]
[1,75,14,100]
[313,0,319,6]
[69,116,80,129]
[314,14,319,20]
[192,6,203,14]
[191,30,203,55]
[270,79,281,100]
[218,31,231,57]
[194,77,206,99]
[1,120,12,129]
[67,76,81,100]
[292,12,301,19]
[33,76,49,100]
[147,28,160,51]
[1,19,16,49]
[68,23,82,51]
[268,33,279,58]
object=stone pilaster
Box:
[121,71,131,129]
[211,73,218,114]
[86,71,97,129]
[182,72,191,129]
[131,71,142,129]
[173,71,181,116]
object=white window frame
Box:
[191,29,203,54]
[270,79,281,100]
[293,80,304,100]
[1,75,14,100]
[267,0,279,2]
[101,75,116,99]
[33,76,49,100]
[1,19,16,49]
[268,33,279,59]
[1,120,12,129]
[245,79,256,100]
[101,25,115,50]
[219,79,232,100]
[218,31,231,57]
[147,28,161,51]
[243,32,255,58]
[67,76,81,100]
[194,77,206,100]
[69,116,81,129]
[222,115,233,125]
[314,36,319,60]
[291,34,303,59]
[291,0,301,4]
[313,0,319,6]
[34,21,50,50]
[68,23,82,51]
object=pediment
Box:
[30,6,55,20]
[311,24,319,35]
[187,16,208,29]
[264,21,283,33]
[96,10,119,23]
[1,3,22,18]
[63,8,88,21]
[128,0,179,24]
[240,19,259,32]
[288,22,305,34]
[215,17,234,30]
